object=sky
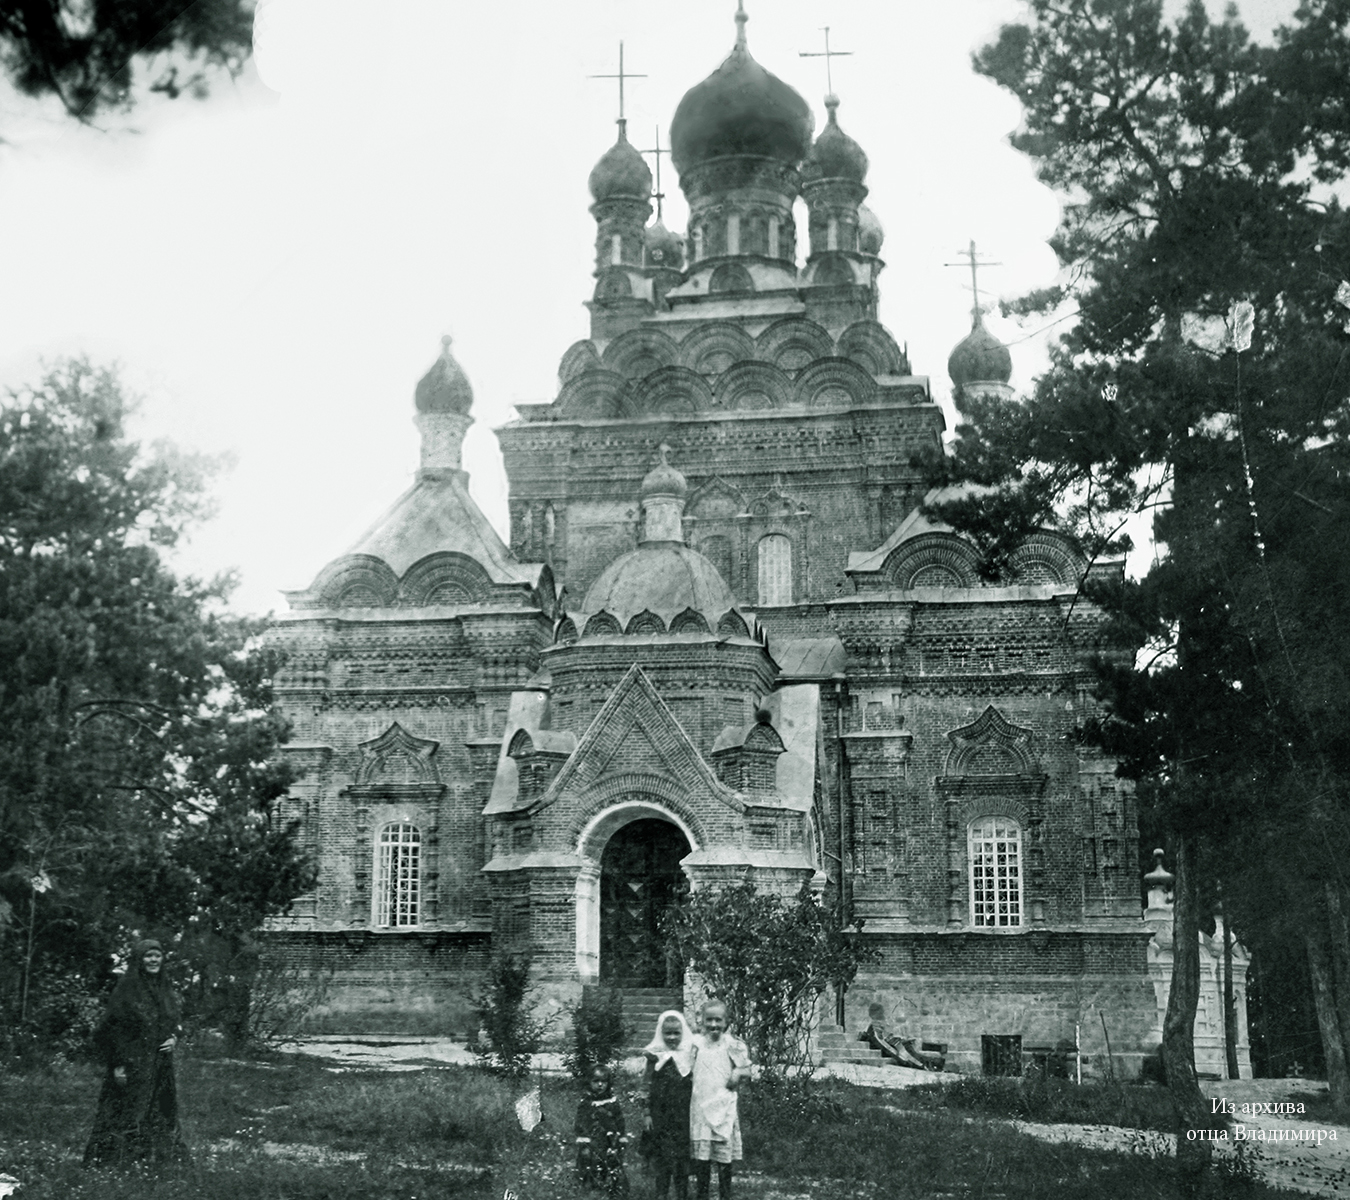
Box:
[0,0,1301,613]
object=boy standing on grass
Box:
[689,1000,749,1200]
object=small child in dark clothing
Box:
[575,1065,629,1196]
[643,1010,695,1200]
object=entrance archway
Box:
[598,818,690,986]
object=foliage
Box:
[0,0,253,124]
[939,0,1350,1130]
[217,952,334,1050]
[0,358,315,1056]
[467,954,554,1077]
[663,881,875,1077]
[563,985,628,1081]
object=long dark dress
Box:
[575,1093,629,1196]
[649,1057,693,1200]
[84,948,189,1166]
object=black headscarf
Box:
[105,939,181,1041]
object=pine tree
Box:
[934,0,1350,1175]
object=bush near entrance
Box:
[663,881,875,1076]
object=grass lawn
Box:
[0,1052,1303,1199]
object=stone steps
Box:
[816,1023,888,1065]
[585,985,684,1051]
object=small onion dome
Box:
[669,39,813,174]
[857,203,884,255]
[588,123,653,202]
[583,543,736,629]
[802,94,867,184]
[644,217,685,269]
[414,335,473,415]
[947,317,1013,386]
[641,444,689,500]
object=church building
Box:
[268,8,1158,1074]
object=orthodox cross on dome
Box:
[642,127,669,218]
[944,239,1003,327]
[799,25,853,98]
[734,0,749,51]
[589,41,647,136]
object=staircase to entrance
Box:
[585,984,684,1052]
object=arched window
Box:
[757,534,792,606]
[969,817,1022,928]
[376,823,421,928]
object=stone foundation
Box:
[847,932,1158,1077]
[264,930,489,1037]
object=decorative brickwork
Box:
[263,18,1165,1068]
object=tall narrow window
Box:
[969,817,1022,928]
[827,217,839,251]
[610,233,622,265]
[757,534,792,606]
[727,213,740,255]
[692,227,704,261]
[376,823,421,928]
[768,215,780,259]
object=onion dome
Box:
[583,543,736,628]
[414,336,473,415]
[644,217,685,269]
[669,9,813,174]
[802,95,867,184]
[588,123,653,202]
[857,205,884,255]
[947,317,1012,387]
[641,444,689,501]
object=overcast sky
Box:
[0,0,1300,612]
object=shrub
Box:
[563,986,628,1080]
[467,954,553,1077]
[1,961,104,1070]
[663,881,876,1077]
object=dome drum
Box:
[806,202,865,258]
[680,154,801,202]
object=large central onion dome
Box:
[669,9,813,174]
[948,316,1013,387]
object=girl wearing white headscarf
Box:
[643,1010,694,1200]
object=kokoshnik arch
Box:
[265,5,1230,1075]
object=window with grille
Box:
[757,534,792,606]
[376,823,421,928]
[969,817,1022,928]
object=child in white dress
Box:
[688,1000,749,1200]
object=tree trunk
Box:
[1162,836,1211,1193]
[1223,911,1239,1080]
[1323,883,1350,1088]
[1307,913,1350,1112]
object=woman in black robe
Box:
[84,939,189,1166]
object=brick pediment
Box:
[530,664,736,815]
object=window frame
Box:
[968,815,1023,930]
[374,821,422,929]
[756,533,793,606]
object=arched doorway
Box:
[598,818,690,986]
